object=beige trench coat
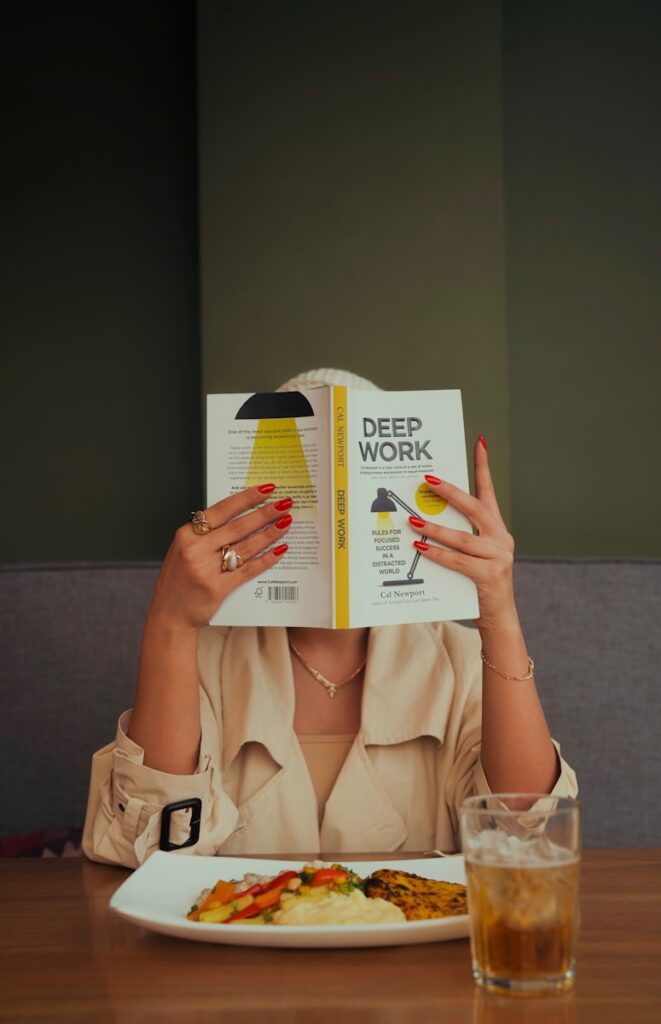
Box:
[83,622,577,868]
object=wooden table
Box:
[0,849,659,1023]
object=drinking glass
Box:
[460,794,581,996]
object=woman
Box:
[83,369,576,867]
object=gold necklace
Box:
[287,637,367,699]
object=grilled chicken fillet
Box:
[364,869,467,920]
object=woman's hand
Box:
[408,437,516,633]
[148,485,293,632]
[409,438,561,794]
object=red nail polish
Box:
[275,514,292,529]
[409,515,426,528]
[413,540,429,551]
[478,435,487,450]
[274,497,293,511]
[425,474,442,486]
[258,483,276,494]
[273,543,288,557]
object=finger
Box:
[423,474,495,533]
[207,498,294,552]
[227,539,289,588]
[230,514,293,564]
[408,517,502,560]
[473,437,507,527]
[202,484,278,530]
[411,539,488,582]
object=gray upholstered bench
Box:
[1,559,659,848]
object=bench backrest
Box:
[1,559,659,845]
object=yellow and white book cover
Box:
[206,387,478,627]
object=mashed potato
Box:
[273,887,406,926]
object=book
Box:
[206,386,479,627]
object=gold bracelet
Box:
[480,651,535,680]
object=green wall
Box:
[198,0,511,520]
[504,0,661,555]
[3,1,659,561]
[198,0,660,556]
[0,2,202,562]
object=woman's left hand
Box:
[408,436,516,633]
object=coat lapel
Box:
[219,626,321,852]
[220,626,294,772]
[361,622,454,746]
[321,623,455,851]
[320,738,408,851]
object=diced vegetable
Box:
[212,879,236,902]
[196,891,259,923]
[262,870,299,893]
[310,868,349,886]
[235,882,264,898]
[232,894,256,913]
[199,903,234,924]
[254,887,283,911]
[227,901,263,923]
[196,879,235,915]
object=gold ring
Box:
[190,510,211,535]
[221,546,243,572]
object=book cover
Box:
[206,386,479,627]
[338,387,479,626]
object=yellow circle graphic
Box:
[415,482,448,516]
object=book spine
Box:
[332,385,349,628]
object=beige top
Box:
[298,735,356,825]
[82,622,578,868]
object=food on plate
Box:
[187,862,402,926]
[364,869,467,920]
[186,862,466,926]
[275,886,404,925]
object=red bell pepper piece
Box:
[262,870,299,893]
[234,882,264,897]
[310,868,349,886]
[227,902,263,923]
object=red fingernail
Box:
[478,435,487,450]
[273,543,288,557]
[413,540,429,551]
[409,515,426,528]
[425,474,442,486]
[258,483,276,494]
[274,497,293,511]
[275,514,292,529]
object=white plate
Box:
[109,852,469,948]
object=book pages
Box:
[206,389,333,626]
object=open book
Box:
[207,386,479,627]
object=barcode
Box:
[268,585,299,602]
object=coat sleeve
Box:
[82,632,240,868]
[472,741,578,803]
[441,625,484,846]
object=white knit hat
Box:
[277,368,381,392]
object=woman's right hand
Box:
[147,484,292,631]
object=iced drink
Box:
[461,796,581,996]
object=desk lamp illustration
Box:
[236,392,316,517]
[370,487,429,586]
